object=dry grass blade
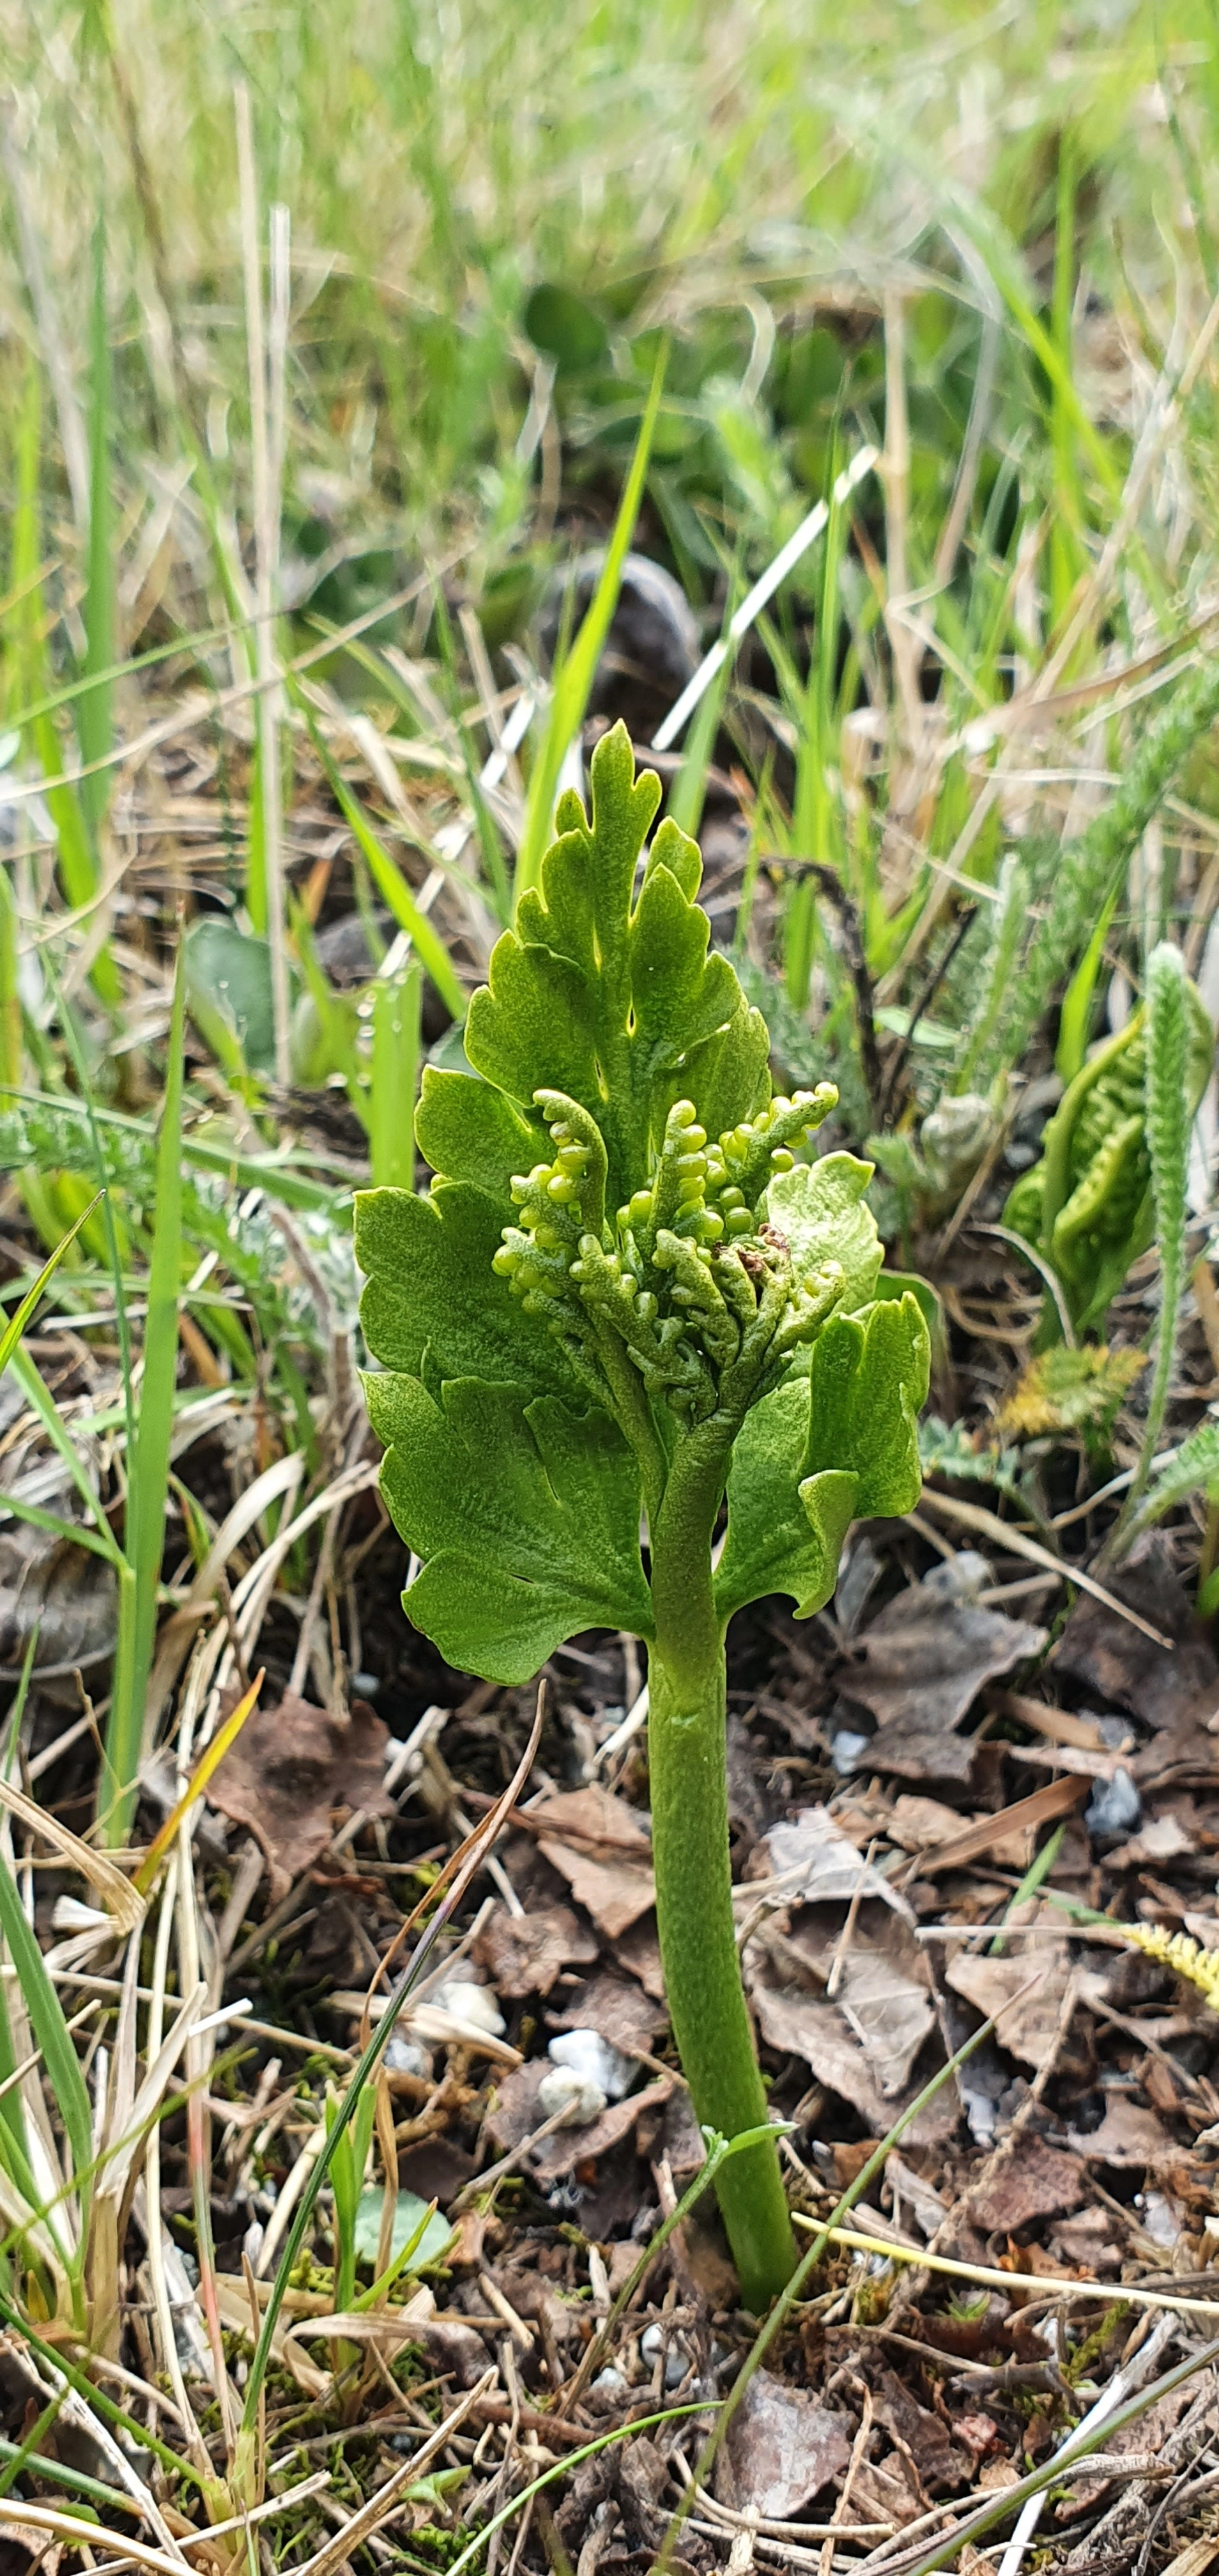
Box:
[0,1779,142,1931]
[798,2220,1219,2322]
[915,1487,1174,1646]
[289,2370,496,2576]
[0,2501,189,2576]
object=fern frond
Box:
[1131,1417,1219,1530]
[1117,942,1192,1533]
[957,853,1028,1094]
[995,655,1219,1084]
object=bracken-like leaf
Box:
[801,1293,930,1515]
[356,1183,585,1401]
[364,1373,653,1683]
[714,1377,857,1623]
[464,723,770,1209]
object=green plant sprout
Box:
[1002,978,1213,1340]
[356,724,929,2308]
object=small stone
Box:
[431,1979,505,2037]
[1085,1768,1142,1844]
[383,2034,432,2078]
[640,2323,688,2387]
[548,2027,636,2103]
[831,1728,872,1775]
[593,2365,627,2392]
[539,2064,607,2125]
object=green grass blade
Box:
[787,445,845,1008]
[666,608,734,843]
[101,948,186,1844]
[514,346,666,903]
[9,355,120,1010]
[301,705,466,1022]
[371,965,421,1189]
[1055,887,1119,1085]
[1048,129,1085,635]
[0,1494,120,1563]
[7,1345,123,1563]
[0,1192,103,1377]
[0,875,20,1096]
[79,213,114,837]
[0,1848,91,2227]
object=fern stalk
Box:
[1110,941,1191,1548]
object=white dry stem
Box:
[173,1794,237,2449]
[143,1852,213,2434]
[651,444,879,751]
[0,1778,141,1931]
[995,2312,1177,2576]
[146,1448,305,1733]
[254,2116,327,2278]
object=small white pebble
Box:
[548,2027,636,2101]
[539,2064,607,2126]
[593,2365,627,2392]
[640,2324,687,2386]
[432,1979,505,2037]
[383,2034,433,2078]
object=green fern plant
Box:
[972,652,1219,1094]
[355,724,930,2308]
[1002,968,1212,1339]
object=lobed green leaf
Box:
[356,1183,585,1402]
[802,1292,930,1515]
[365,1373,654,1682]
[464,724,769,1209]
[714,1378,856,1623]
[713,1291,928,1623]
[765,1153,883,1316]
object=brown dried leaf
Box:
[864,2360,970,2493]
[613,1915,666,2000]
[842,1579,1046,1784]
[723,2367,852,2520]
[746,1977,954,2143]
[1066,2096,1172,2167]
[834,1947,936,2096]
[1054,1533,1218,1731]
[969,2138,1085,2233]
[894,1780,1087,1876]
[548,1971,668,2056]
[208,1690,394,1899]
[769,1910,935,2098]
[1103,1812,1195,1871]
[1054,2388,1192,2517]
[749,1805,914,1915]
[945,1951,1070,2069]
[528,1785,656,1940]
[886,1794,974,1852]
[0,1519,116,1689]
[485,2057,673,2177]
[1049,2208,1124,2273]
[850,2456,923,2528]
[473,1902,598,1999]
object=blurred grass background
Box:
[6,0,1211,632]
[2,0,1219,1830]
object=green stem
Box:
[647,1425,797,2310]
